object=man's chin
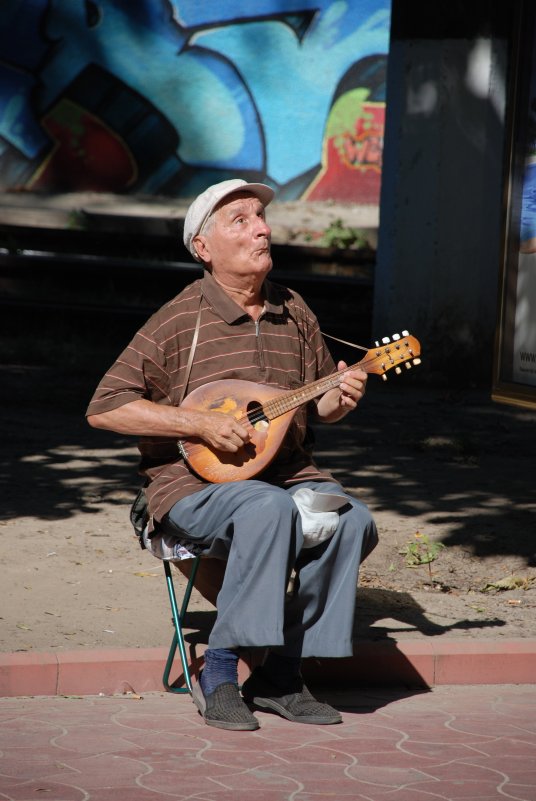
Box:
[255,253,272,272]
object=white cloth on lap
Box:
[291,487,348,549]
[142,527,196,561]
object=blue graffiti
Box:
[0,0,390,196]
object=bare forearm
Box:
[87,398,253,452]
[87,399,199,438]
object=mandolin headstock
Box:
[362,331,421,379]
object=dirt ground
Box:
[2,357,535,655]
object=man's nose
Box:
[255,217,271,237]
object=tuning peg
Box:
[413,358,421,366]
[395,367,402,374]
[374,341,380,347]
[392,333,400,340]
[405,362,412,369]
[402,329,409,336]
[382,336,390,344]
[381,373,388,381]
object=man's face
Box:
[195,192,272,280]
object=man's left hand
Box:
[336,360,368,410]
[315,361,368,422]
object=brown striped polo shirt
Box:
[86,270,338,524]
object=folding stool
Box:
[130,488,204,695]
[162,556,201,694]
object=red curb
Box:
[432,639,536,685]
[303,640,437,688]
[56,648,172,697]
[0,651,59,697]
[1,639,535,697]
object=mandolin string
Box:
[234,361,376,427]
[182,380,340,451]
[240,370,347,427]
[213,348,413,430]
[182,343,416,455]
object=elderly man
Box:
[87,179,378,731]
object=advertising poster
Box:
[493,2,536,408]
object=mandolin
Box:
[178,332,421,483]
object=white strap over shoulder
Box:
[179,293,203,406]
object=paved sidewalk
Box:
[0,684,535,801]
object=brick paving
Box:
[0,684,535,800]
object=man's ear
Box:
[193,235,211,265]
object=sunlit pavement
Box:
[0,685,535,801]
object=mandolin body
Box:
[178,379,297,482]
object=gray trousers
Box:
[161,480,377,658]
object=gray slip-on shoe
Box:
[192,681,260,731]
[241,668,342,725]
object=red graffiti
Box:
[306,102,384,203]
[28,99,137,192]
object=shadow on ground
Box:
[313,384,536,565]
[2,364,535,570]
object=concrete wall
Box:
[374,1,514,383]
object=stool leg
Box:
[162,557,201,694]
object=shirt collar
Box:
[201,271,286,323]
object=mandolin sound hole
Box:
[246,401,269,430]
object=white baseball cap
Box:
[183,178,274,261]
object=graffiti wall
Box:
[0,0,391,203]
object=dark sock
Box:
[200,648,239,696]
[262,652,302,690]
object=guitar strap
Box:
[321,331,368,353]
[178,293,203,406]
[287,295,367,356]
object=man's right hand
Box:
[191,410,253,453]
